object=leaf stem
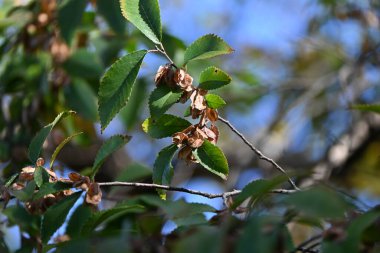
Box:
[97,181,296,199]
[218,116,300,190]
[148,44,177,68]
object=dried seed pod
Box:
[155,64,175,87]
[206,108,218,122]
[85,182,102,205]
[172,132,188,148]
[36,158,45,167]
[174,68,193,91]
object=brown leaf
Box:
[154,64,174,87]
[85,182,102,205]
[20,166,35,181]
[206,108,218,122]
[36,157,45,167]
[174,69,193,91]
[172,132,188,148]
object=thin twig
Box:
[291,234,322,253]
[97,181,296,199]
[218,116,300,190]
[148,44,177,68]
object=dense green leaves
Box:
[183,34,233,64]
[91,135,131,180]
[205,94,226,109]
[98,50,147,131]
[50,132,83,168]
[57,0,87,43]
[142,114,191,139]
[120,0,162,44]
[149,86,182,118]
[351,104,380,114]
[153,144,178,199]
[193,140,229,180]
[199,66,232,90]
[66,204,92,239]
[41,192,82,243]
[28,111,75,163]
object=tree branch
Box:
[218,116,300,190]
[97,181,296,199]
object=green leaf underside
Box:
[28,111,75,163]
[351,104,380,114]
[34,167,49,188]
[50,132,83,168]
[91,135,131,180]
[199,66,231,90]
[232,176,289,209]
[142,114,191,139]
[149,86,182,118]
[183,34,233,64]
[81,204,145,235]
[193,140,228,180]
[205,94,226,109]
[33,182,73,200]
[58,0,87,44]
[41,192,82,243]
[98,50,147,131]
[120,0,161,44]
[153,144,178,199]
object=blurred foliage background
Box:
[1,0,380,252]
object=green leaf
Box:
[153,144,178,199]
[11,181,36,201]
[97,0,125,34]
[33,182,73,200]
[199,66,232,90]
[66,204,92,239]
[98,50,147,131]
[183,34,233,65]
[64,79,98,121]
[183,106,191,117]
[173,227,223,253]
[205,94,226,109]
[62,50,103,79]
[41,192,82,243]
[232,176,289,209]
[142,114,191,139]
[2,204,40,236]
[351,104,380,114]
[81,203,145,235]
[283,187,350,218]
[120,0,162,44]
[34,166,49,188]
[119,79,148,130]
[91,135,131,180]
[28,111,75,163]
[149,86,182,118]
[50,132,83,168]
[193,140,229,180]
[4,173,18,188]
[57,0,87,44]
[114,163,152,184]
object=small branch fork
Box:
[97,181,296,199]
[218,116,300,190]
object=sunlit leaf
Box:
[91,135,131,180]
[149,85,182,118]
[199,66,231,90]
[153,144,178,199]
[41,192,82,243]
[205,94,226,109]
[28,111,75,163]
[183,34,233,64]
[142,114,191,139]
[193,140,228,180]
[98,50,147,131]
[120,0,161,44]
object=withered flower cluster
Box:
[155,64,220,163]
[5,158,101,214]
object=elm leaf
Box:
[120,0,161,44]
[142,114,191,139]
[193,140,228,180]
[153,144,178,199]
[205,94,226,109]
[98,50,147,131]
[183,34,233,65]
[58,0,87,44]
[149,86,182,118]
[91,135,131,180]
[199,66,231,90]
